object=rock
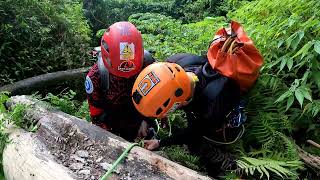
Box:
[69,163,84,170]
[79,169,91,175]
[70,155,86,163]
[100,162,112,170]
[100,162,121,174]
[95,157,103,163]
[76,150,89,158]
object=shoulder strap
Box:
[202,76,228,101]
[97,52,109,94]
[143,50,156,67]
[166,53,207,68]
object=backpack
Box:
[166,53,247,144]
[207,21,264,92]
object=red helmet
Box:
[101,22,143,78]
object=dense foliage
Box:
[83,0,172,42]
[1,0,320,179]
[0,0,91,86]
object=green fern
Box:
[303,100,320,117]
[236,157,303,179]
[44,90,79,115]
[74,101,90,122]
[0,91,10,113]
[162,145,202,171]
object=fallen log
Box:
[0,68,89,95]
[3,95,211,180]
[297,146,320,176]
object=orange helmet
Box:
[132,62,195,118]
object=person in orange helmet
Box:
[85,22,156,141]
[132,53,246,176]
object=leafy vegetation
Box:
[1,0,320,179]
[0,0,91,85]
[0,92,41,179]
[129,13,227,60]
[43,90,91,121]
[236,157,303,179]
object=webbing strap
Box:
[97,53,109,93]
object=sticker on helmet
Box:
[138,71,160,96]
[120,42,134,60]
[85,76,94,94]
[118,60,135,72]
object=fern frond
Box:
[236,157,303,179]
[304,100,320,117]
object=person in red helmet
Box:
[85,22,156,141]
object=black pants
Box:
[188,138,237,177]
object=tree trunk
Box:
[0,68,89,95]
[3,95,212,180]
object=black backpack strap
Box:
[203,76,229,101]
[97,53,109,94]
[143,50,156,67]
[166,53,207,68]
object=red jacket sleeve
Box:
[85,64,104,117]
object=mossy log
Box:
[3,95,211,180]
[297,146,320,176]
[0,68,89,95]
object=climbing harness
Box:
[203,100,247,145]
[203,124,245,145]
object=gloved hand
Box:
[137,120,149,138]
[143,139,160,150]
[159,117,169,129]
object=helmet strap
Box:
[184,72,198,104]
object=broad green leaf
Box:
[277,40,284,48]
[288,18,296,27]
[279,58,287,71]
[275,91,291,103]
[286,33,295,49]
[291,31,304,50]
[295,88,304,107]
[314,41,320,55]
[292,41,314,59]
[286,95,294,110]
[286,58,293,70]
[301,87,312,102]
